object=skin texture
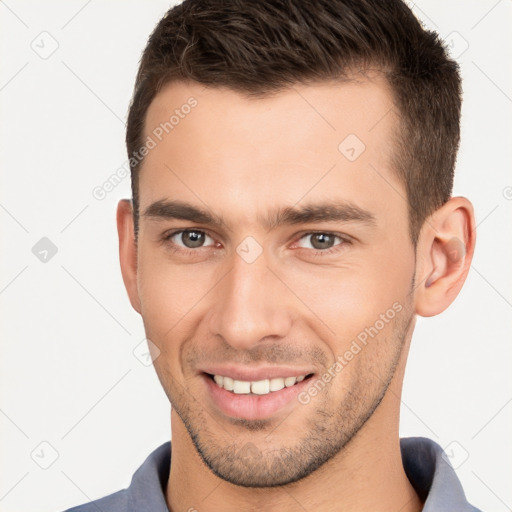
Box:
[117,78,475,512]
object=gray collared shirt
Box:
[64,437,482,511]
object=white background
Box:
[0,1,511,511]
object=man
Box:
[66,0,480,510]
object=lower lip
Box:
[202,373,313,421]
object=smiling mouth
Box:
[205,372,315,396]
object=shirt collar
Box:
[401,437,481,511]
[126,437,480,511]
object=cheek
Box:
[137,250,218,339]
[281,250,413,347]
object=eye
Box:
[167,230,216,249]
[296,232,345,251]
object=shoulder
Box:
[60,442,171,512]
[401,437,483,512]
[64,489,129,512]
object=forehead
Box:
[139,78,405,230]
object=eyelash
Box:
[160,229,351,257]
[160,230,218,257]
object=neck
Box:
[166,368,422,512]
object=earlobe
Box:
[414,197,476,317]
[117,199,142,314]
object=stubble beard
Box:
[160,306,413,488]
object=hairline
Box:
[131,73,420,246]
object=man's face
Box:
[134,78,417,486]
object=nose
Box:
[208,250,293,351]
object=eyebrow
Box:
[142,199,376,230]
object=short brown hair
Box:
[126,0,462,244]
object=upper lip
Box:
[198,365,315,382]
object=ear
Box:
[117,199,141,314]
[414,197,476,317]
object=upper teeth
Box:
[213,374,306,395]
